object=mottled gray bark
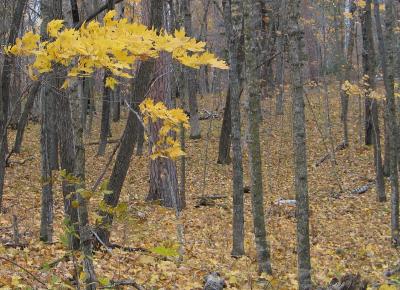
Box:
[361,0,385,202]
[182,0,201,139]
[287,0,312,288]
[340,1,356,146]
[222,0,245,257]
[375,0,399,245]
[244,0,272,274]
[39,85,55,243]
[58,80,80,250]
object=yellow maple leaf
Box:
[105,77,118,90]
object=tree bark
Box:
[244,0,272,274]
[288,0,312,288]
[182,0,201,139]
[13,82,40,154]
[0,0,28,211]
[375,0,399,245]
[222,0,245,257]
[217,88,231,164]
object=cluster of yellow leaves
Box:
[139,99,189,160]
[342,78,400,101]
[341,80,362,96]
[6,10,228,86]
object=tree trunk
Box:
[97,72,112,156]
[361,0,385,201]
[222,0,245,258]
[217,88,232,165]
[58,81,80,250]
[375,0,399,245]
[13,82,40,154]
[39,85,55,243]
[244,0,272,274]
[361,0,375,146]
[95,60,156,245]
[340,1,356,146]
[0,0,28,211]
[288,0,312,288]
[182,0,201,139]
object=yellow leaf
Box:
[105,77,118,90]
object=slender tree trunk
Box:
[97,73,112,156]
[39,85,55,243]
[13,82,40,154]
[375,0,399,244]
[222,0,245,258]
[112,88,121,123]
[69,1,97,285]
[58,80,80,250]
[182,0,201,139]
[244,0,272,274]
[0,0,28,211]
[95,60,156,245]
[361,0,385,201]
[361,0,375,146]
[288,0,312,288]
[340,1,356,146]
[217,88,232,164]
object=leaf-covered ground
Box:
[0,85,399,289]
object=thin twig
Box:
[0,256,47,286]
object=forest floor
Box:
[0,83,399,289]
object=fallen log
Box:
[318,274,367,290]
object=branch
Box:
[0,256,47,286]
[75,0,124,29]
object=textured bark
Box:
[375,0,399,245]
[13,82,40,154]
[244,0,272,274]
[58,81,80,250]
[275,0,287,115]
[112,88,121,123]
[217,88,232,164]
[361,0,375,146]
[340,1,356,146]
[145,0,183,211]
[95,59,155,245]
[287,0,312,288]
[222,0,245,257]
[97,72,112,156]
[39,85,55,243]
[0,0,28,211]
[69,1,97,286]
[361,0,385,202]
[182,0,201,139]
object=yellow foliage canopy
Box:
[6,10,228,82]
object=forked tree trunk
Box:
[288,0,312,288]
[244,0,272,274]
